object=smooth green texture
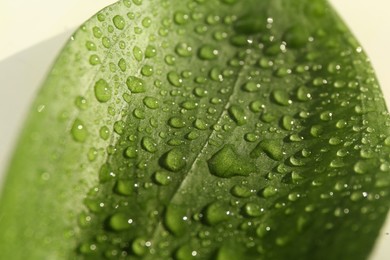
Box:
[0,0,390,259]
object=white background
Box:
[0,1,389,259]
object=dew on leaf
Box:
[243,202,263,217]
[175,42,193,57]
[208,145,254,178]
[113,15,126,30]
[167,71,183,87]
[114,180,133,196]
[251,140,283,161]
[242,81,261,92]
[198,45,219,60]
[153,171,172,185]
[71,119,87,143]
[126,76,146,93]
[262,186,278,198]
[142,17,152,28]
[228,105,247,126]
[233,15,264,35]
[99,126,110,140]
[94,79,112,103]
[124,146,137,158]
[133,46,143,61]
[283,26,308,49]
[145,45,157,58]
[174,11,190,25]
[75,96,88,110]
[272,90,291,106]
[113,120,125,135]
[141,136,157,153]
[231,185,251,198]
[168,117,186,128]
[143,96,159,109]
[108,213,133,231]
[141,65,154,76]
[85,41,97,51]
[160,148,186,172]
[89,54,101,65]
[164,205,188,236]
[203,202,230,226]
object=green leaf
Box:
[1,0,389,259]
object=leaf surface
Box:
[0,0,390,259]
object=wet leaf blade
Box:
[0,0,390,259]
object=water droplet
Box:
[141,17,151,28]
[262,186,278,198]
[114,179,133,196]
[208,145,254,178]
[168,117,186,128]
[131,238,148,256]
[75,96,88,110]
[242,81,261,92]
[243,203,264,217]
[142,96,159,109]
[118,58,127,72]
[126,76,145,93]
[141,65,154,76]
[141,136,157,153]
[194,119,208,130]
[113,15,126,30]
[198,45,219,60]
[181,100,198,110]
[167,71,183,87]
[89,54,101,65]
[164,205,188,236]
[108,212,133,231]
[94,79,112,103]
[251,140,283,161]
[272,90,291,106]
[249,101,264,113]
[296,86,311,101]
[99,126,110,140]
[310,125,323,137]
[124,146,137,158]
[203,202,230,226]
[133,46,143,61]
[175,42,193,57]
[281,115,294,130]
[228,105,247,126]
[71,119,87,142]
[145,45,157,58]
[231,185,251,198]
[153,171,172,185]
[92,26,102,38]
[165,54,176,65]
[85,41,97,51]
[160,148,186,172]
[354,161,369,174]
[320,111,333,121]
[174,11,190,25]
[113,120,125,135]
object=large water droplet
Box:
[198,45,219,60]
[94,79,112,103]
[208,145,254,178]
[228,105,247,126]
[71,119,87,142]
[251,140,283,161]
[113,15,126,30]
[126,76,146,93]
[160,148,186,172]
[203,202,230,226]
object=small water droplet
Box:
[231,185,251,198]
[203,202,230,226]
[175,42,193,57]
[71,119,87,142]
[126,76,145,93]
[198,45,219,60]
[108,212,133,231]
[114,179,133,196]
[242,81,261,92]
[153,171,172,185]
[174,11,190,25]
[141,136,157,153]
[113,15,126,30]
[145,45,157,58]
[94,79,112,103]
[167,71,183,87]
[243,203,264,217]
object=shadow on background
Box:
[0,30,73,185]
